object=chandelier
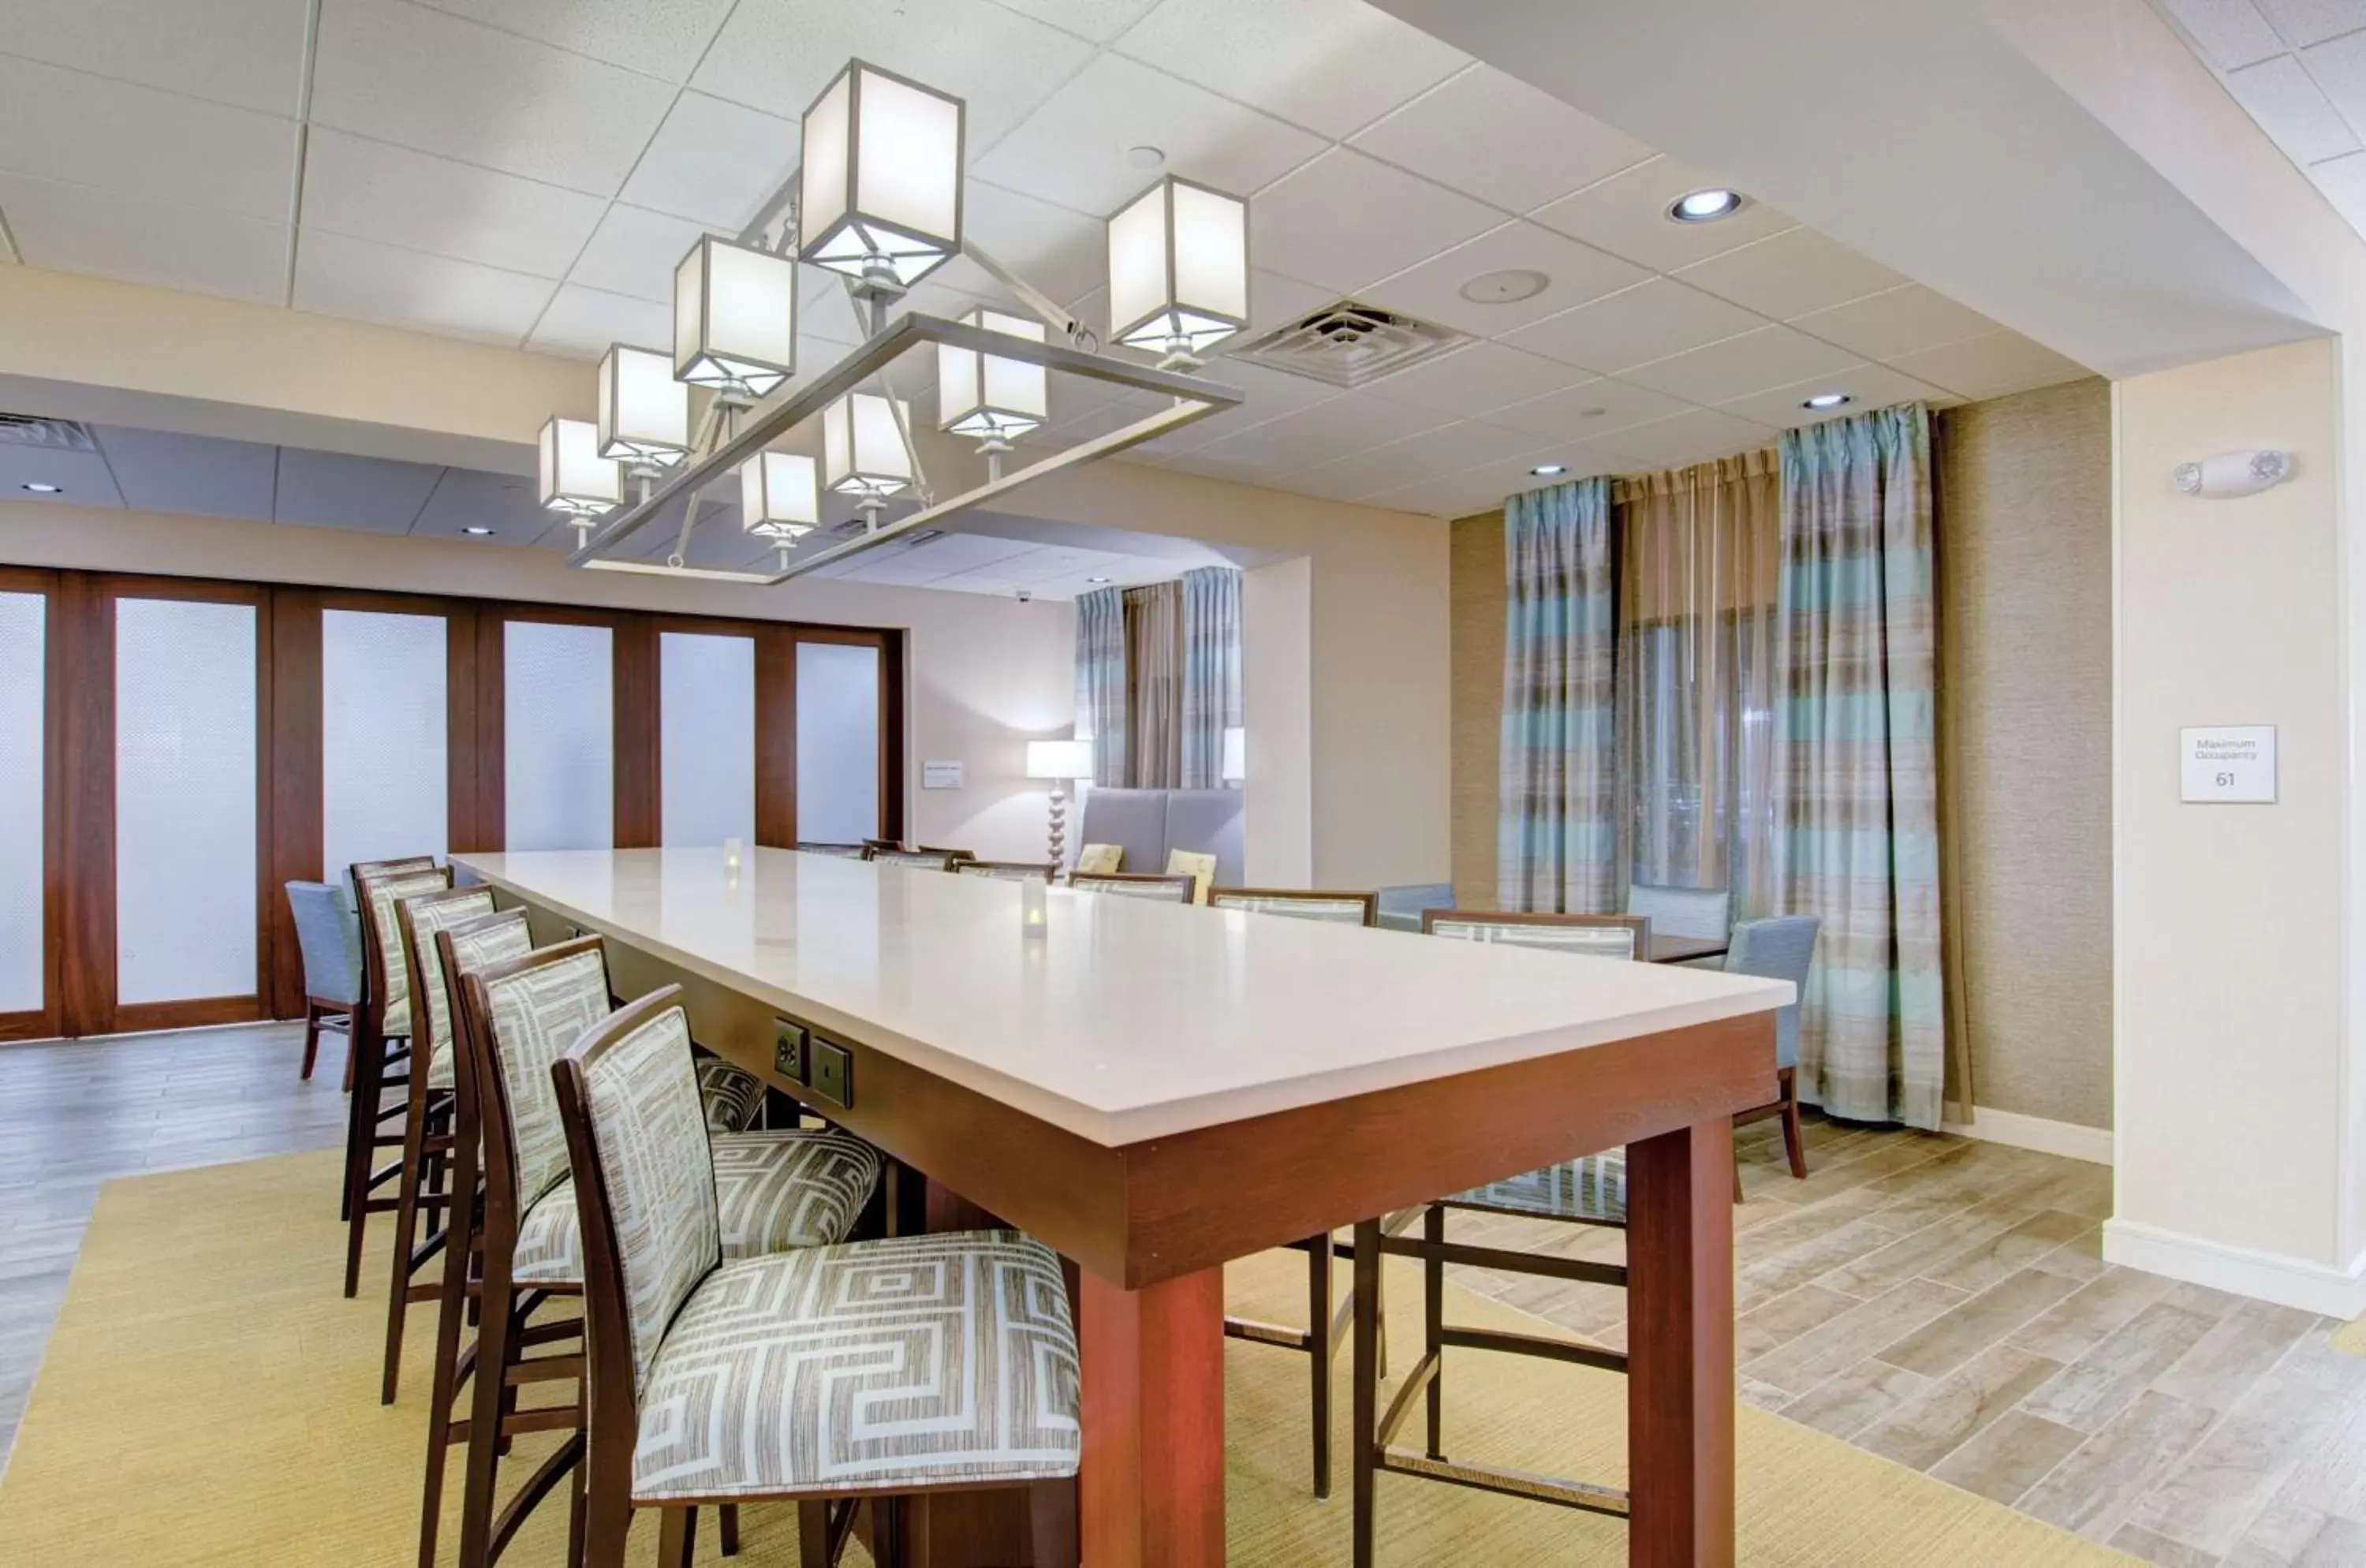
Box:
[537,58,1249,585]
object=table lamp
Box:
[1222,726,1245,785]
[1026,739,1095,866]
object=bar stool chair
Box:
[1068,870,1195,901]
[344,861,451,1297]
[1207,885,1382,1499]
[953,859,1058,881]
[551,986,1080,1568]
[863,845,972,869]
[1349,909,1651,1566]
[432,938,885,1568]
[793,842,868,858]
[285,879,361,1084]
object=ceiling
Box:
[0,0,2091,521]
[2153,0,2366,237]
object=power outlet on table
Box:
[810,1039,852,1110]
[773,1020,808,1081]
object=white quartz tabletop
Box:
[455,847,1793,1147]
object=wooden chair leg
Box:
[1308,1232,1334,1500]
[380,1078,432,1404]
[1028,1479,1078,1567]
[1422,1203,1445,1461]
[1779,1066,1808,1179]
[1351,1218,1383,1568]
[417,1129,480,1568]
[797,1500,833,1568]
[301,1000,322,1081]
[659,1505,696,1568]
[719,1502,740,1557]
[341,1021,357,1093]
[457,1266,516,1568]
[342,1022,388,1294]
[579,1454,635,1568]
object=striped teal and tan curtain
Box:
[1074,586,1128,788]
[1178,566,1242,790]
[1774,404,1948,1129]
[1125,582,1184,789]
[1498,479,1618,914]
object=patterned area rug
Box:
[0,1151,2131,1564]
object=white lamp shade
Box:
[937,308,1048,439]
[674,236,797,395]
[1221,726,1245,783]
[596,343,690,465]
[822,391,913,498]
[1109,175,1249,356]
[739,451,819,539]
[537,416,621,517]
[1026,739,1094,780]
[800,61,965,290]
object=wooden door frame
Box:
[0,568,65,1042]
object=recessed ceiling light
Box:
[1801,391,1852,410]
[1668,188,1745,224]
[463,525,494,536]
[1086,575,1111,584]
[1458,268,1551,304]
[1126,145,1165,170]
[1530,463,1568,477]
[21,482,61,494]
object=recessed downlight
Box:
[1801,391,1852,410]
[1530,463,1568,477]
[463,525,494,536]
[1086,575,1111,584]
[21,482,61,494]
[1668,188,1745,224]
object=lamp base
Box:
[1047,786,1068,869]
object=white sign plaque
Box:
[2181,726,2276,804]
[922,760,964,790]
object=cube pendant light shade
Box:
[674,236,797,397]
[596,343,691,466]
[822,391,914,500]
[538,416,621,517]
[800,60,965,291]
[739,451,819,539]
[937,308,1049,440]
[1108,175,1250,357]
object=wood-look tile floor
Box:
[0,1026,2355,1565]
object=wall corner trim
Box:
[2102,1218,2366,1318]
[1940,1106,2114,1167]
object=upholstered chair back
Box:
[1207,888,1378,926]
[865,847,968,870]
[1625,883,1731,942]
[1724,916,1821,1070]
[469,937,614,1209]
[954,861,1057,882]
[285,880,361,1006]
[1424,911,1650,961]
[1069,872,1194,902]
[795,842,868,858]
[355,864,451,1035]
[396,887,500,1088]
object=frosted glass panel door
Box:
[323,609,447,884]
[0,592,44,1015]
[504,621,614,852]
[660,632,755,847]
[115,597,258,1004]
[797,640,881,843]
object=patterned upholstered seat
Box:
[1441,1152,1626,1224]
[513,1129,883,1286]
[693,1052,765,1134]
[629,1230,1080,1502]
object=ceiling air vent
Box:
[0,414,96,451]
[1227,301,1473,390]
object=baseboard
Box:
[1941,1106,2114,1166]
[2103,1219,2366,1319]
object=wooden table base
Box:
[1079,1267,1226,1567]
[1626,1115,1737,1567]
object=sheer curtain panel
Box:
[1775,405,1949,1129]
[1075,586,1128,788]
[1178,566,1242,790]
[1125,582,1184,789]
[1498,479,1618,914]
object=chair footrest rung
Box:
[1441,1323,1627,1374]
[1376,1447,1630,1518]
[1222,1315,1313,1351]
[1382,1230,1629,1290]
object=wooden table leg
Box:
[1077,1267,1225,1568]
[1625,1115,1737,1568]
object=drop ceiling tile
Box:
[1283,417,1539,498]
[972,54,1325,216]
[1888,331,2093,399]
[0,173,289,303]
[1252,148,1501,296]
[694,0,1091,147]
[2311,148,2366,229]
[2226,54,2361,162]
[310,0,677,196]
[293,229,557,344]
[1360,340,1592,417]
[0,444,125,510]
[2260,0,2366,50]
[1360,221,1649,338]
[987,0,1164,43]
[301,130,605,278]
[1790,284,2000,360]
[407,0,738,81]
[1502,278,1763,375]
[1619,324,1860,405]
[1112,0,1466,140]
[1713,364,1952,428]
[618,91,800,229]
[91,425,278,520]
[1531,156,1795,272]
[1360,449,1612,517]
[924,181,1107,314]
[902,532,1041,573]
[0,0,311,116]
[1484,375,1696,442]
[273,446,444,531]
[1674,227,1912,322]
[1585,408,1774,472]
[2301,30,2366,136]
[409,465,550,541]
[527,282,673,359]
[0,54,297,221]
[1349,64,1655,214]
[1132,358,1342,454]
[2160,0,2290,67]
[569,203,715,303]
[1177,390,1446,474]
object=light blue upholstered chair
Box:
[1722,915,1821,1179]
[286,879,362,1085]
[1375,881,1454,932]
[1625,882,1731,942]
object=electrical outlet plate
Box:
[811,1038,852,1110]
[773,1019,808,1081]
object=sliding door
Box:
[502,618,614,853]
[321,607,449,886]
[794,638,885,843]
[659,629,756,848]
[0,572,59,1040]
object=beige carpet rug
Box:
[0,1152,2131,1565]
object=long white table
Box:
[456,846,1790,1567]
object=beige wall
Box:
[0,502,1077,864]
[1449,510,1503,909]
[1937,379,2114,1131]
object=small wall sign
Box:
[2180,726,2276,804]
[922,760,965,790]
